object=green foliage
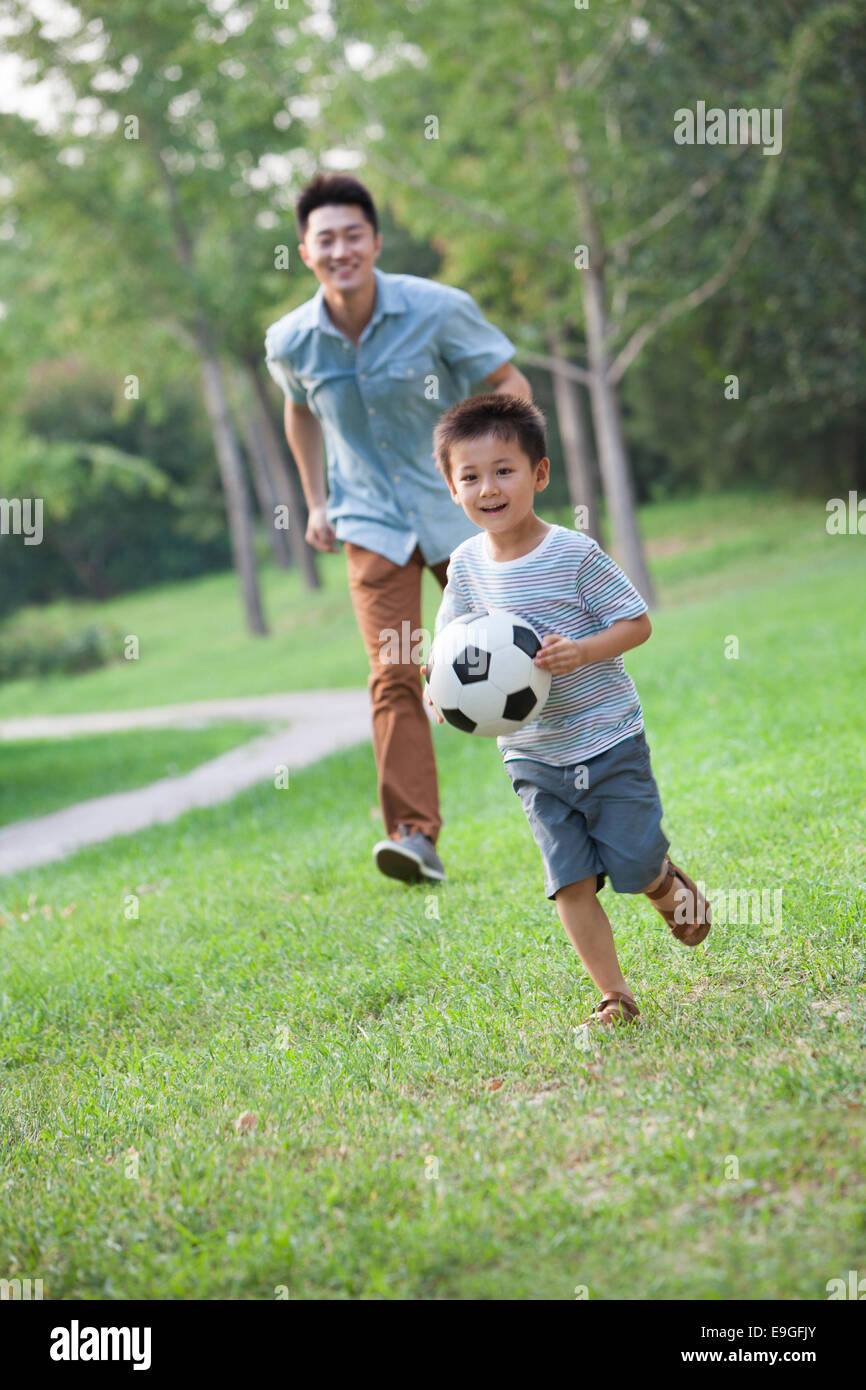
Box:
[0,362,231,615]
[0,0,862,615]
[320,0,865,495]
[1,426,169,519]
[0,612,121,684]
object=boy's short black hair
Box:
[433,393,547,484]
[295,173,379,239]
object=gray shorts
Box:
[504,730,670,899]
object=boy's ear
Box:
[535,456,551,492]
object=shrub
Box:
[0,616,121,684]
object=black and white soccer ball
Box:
[425,608,552,737]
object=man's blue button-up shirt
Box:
[264,267,516,566]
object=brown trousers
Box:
[344,540,450,845]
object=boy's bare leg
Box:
[642,861,677,912]
[554,876,636,1006]
[641,858,709,926]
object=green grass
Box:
[0,556,364,718]
[0,491,864,1299]
[0,725,266,828]
[0,488,846,718]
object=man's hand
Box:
[533,633,585,674]
[420,665,444,723]
[305,503,340,553]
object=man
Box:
[264,172,531,884]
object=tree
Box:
[281,0,860,600]
[0,0,327,629]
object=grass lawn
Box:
[0,491,864,1299]
[0,488,840,718]
[0,726,266,828]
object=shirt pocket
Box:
[386,354,434,381]
[384,356,441,429]
[385,354,440,404]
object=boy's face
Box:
[298,203,381,296]
[446,432,549,531]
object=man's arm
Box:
[283,399,340,553]
[483,360,533,401]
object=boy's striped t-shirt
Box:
[433,523,648,766]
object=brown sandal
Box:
[646,856,711,946]
[576,990,641,1029]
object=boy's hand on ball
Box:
[534,633,583,674]
[420,665,444,723]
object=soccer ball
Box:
[425,608,551,737]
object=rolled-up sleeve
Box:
[265,331,308,404]
[577,541,648,627]
[436,287,516,384]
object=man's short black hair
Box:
[295,173,379,239]
[433,394,548,484]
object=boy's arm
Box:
[432,566,472,637]
[535,613,651,674]
[534,540,651,675]
[424,560,473,723]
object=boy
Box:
[425,395,711,1030]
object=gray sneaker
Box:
[373,823,446,883]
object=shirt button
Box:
[394,474,400,482]
[359,373,366,380]
[406,368,414,376]
[368,406,375,415]
[408,509,415,517]
[381,440,389,448]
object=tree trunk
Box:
[548,331,601,544]
[582,266,654,602]
[146,138,267,634]
[247,363,321,591]
[195,328,268,634]
[234,376,292,570]
[552,77,654,603]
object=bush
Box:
[0,616,121,684]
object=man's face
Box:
[297,203,381,295]
[447,433,549,529]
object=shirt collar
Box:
[313,266,407,339]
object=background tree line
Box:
[0,0,862,625]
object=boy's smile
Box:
[446,432,550,557]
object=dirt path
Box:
[0,690,372,876]
[0,691,369,741]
